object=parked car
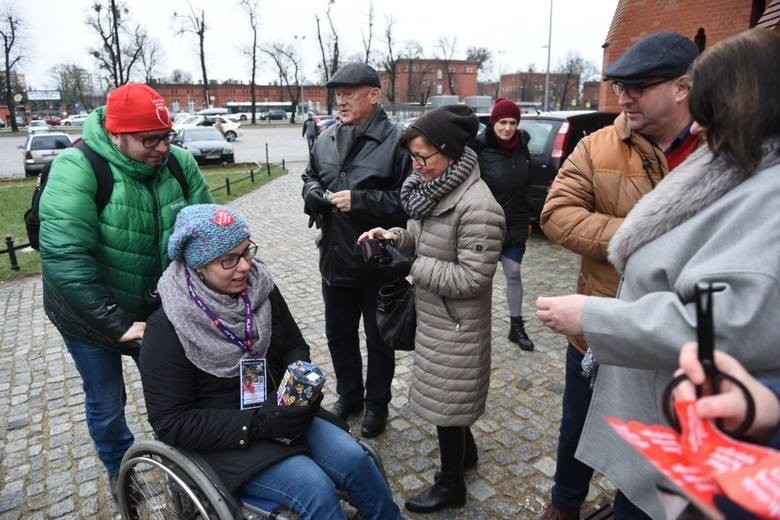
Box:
[60,114,89,126]
[518,110,618,223]
[27,120,50,134]
[171,126,234,165]
[259,109,288,120]
[173,115,241,142]
[45,115,62,126]
[317,117,338,131]
[21,132,72,176]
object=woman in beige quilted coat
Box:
[359,105,505,514]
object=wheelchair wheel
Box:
[117,439,235,520]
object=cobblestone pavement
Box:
[0,164,617,519]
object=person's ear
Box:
[673,75,691,102]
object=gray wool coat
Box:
[578,143,780,519]
[393,164,505,426]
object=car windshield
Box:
[519,120,557,155]
[184,127,224,141]
[31,136,71,150]
[181,115,202,125]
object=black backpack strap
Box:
[166,153,189,199]
[74,142,114,212]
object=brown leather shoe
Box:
[539,502,580,520]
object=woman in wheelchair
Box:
[138,204,402,519]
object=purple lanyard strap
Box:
[186,271,255,355]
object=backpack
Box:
[24,142,188,251]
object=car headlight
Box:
[223,144,233,153]
[185,145,201,154]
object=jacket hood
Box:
[82,106,162,180]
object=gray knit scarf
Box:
[400,147,478,219]
[157,259,274,378]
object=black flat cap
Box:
[604,31,699,85]
[325,63,381,88]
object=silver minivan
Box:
[22,133,72,177]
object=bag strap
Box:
[167,152,189,199]
[74,142,113,212]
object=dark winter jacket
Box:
[139,286,312,492]
[39,107,213,355]
[475,128,532,246]
[301,106,410,287]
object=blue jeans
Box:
[241,417,401,520]
[551,345,595,510]
[63,336,135,476]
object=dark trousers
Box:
[551,345,595,510]
[613,491,653,520]
[322,282,394,411]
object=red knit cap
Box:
[490,98,521,126]
[104,83,172,134]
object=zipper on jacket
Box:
[145,176,163,278]
[441,296,461,332]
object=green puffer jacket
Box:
[39,107,213,355]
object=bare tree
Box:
[553,53,597,109]
[173,3,209,108]
[315,3,340,114]
[400,41,433,106]
[262,42,302,122]
[169,69,193,83]
[140,37,163,83]
[435,36,458,95]
[49,64,93,113]
[86,0,146,87]
[466,46,491,82]
[361,0,375,64]
[0,9,23,132]
[381,16,398,111]
[238,0,260,124]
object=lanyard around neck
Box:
[185,270,255,355]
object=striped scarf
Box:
[400,147,477,219]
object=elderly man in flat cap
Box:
[536,32,701,520]
[301,62,411,438]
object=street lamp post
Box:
[543,0,553,111]
[294,35,306,117]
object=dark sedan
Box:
[172,127,234,165]
[519,110,617,222]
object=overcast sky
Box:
[17,0,619,90]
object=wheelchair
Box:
[116,437,387,519]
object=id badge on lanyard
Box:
[240,358,267,410]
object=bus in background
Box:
[224,101,293,121]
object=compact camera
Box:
[361,238,391,263]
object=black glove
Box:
[304,187,331,214]
[250,395,321,444]
[379,242,413,277]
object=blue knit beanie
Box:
[168,204,251,268]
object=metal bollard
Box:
[265,144,271,175]
[225,178,231,196]
[250,169,255,183]
[5,236,20,271]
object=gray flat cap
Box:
[325,63,381,88]
[604,31,699,85]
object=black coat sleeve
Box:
[139,309,256,451]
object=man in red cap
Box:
[38,83,213,501]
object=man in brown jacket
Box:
[538,31,700,520]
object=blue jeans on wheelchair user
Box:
[241,417,401,520]
[64,335,136,477]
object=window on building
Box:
[437,69,442,80]
[436,84,443,95]
[466,66,473,73]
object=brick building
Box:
[599,0,779,111]
[380,58,480,105]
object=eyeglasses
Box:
[128,131,175,149]
[216,241,258,269]
[410,150,441,167]
[610,78,671,99]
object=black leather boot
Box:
[464,426,478,468]
[509,316,535,351]
[405,426,467,513]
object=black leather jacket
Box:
[302,106,410,287]
[475,128,532,246]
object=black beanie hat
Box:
[404,105,479,160]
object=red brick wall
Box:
[600,0,757,111]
